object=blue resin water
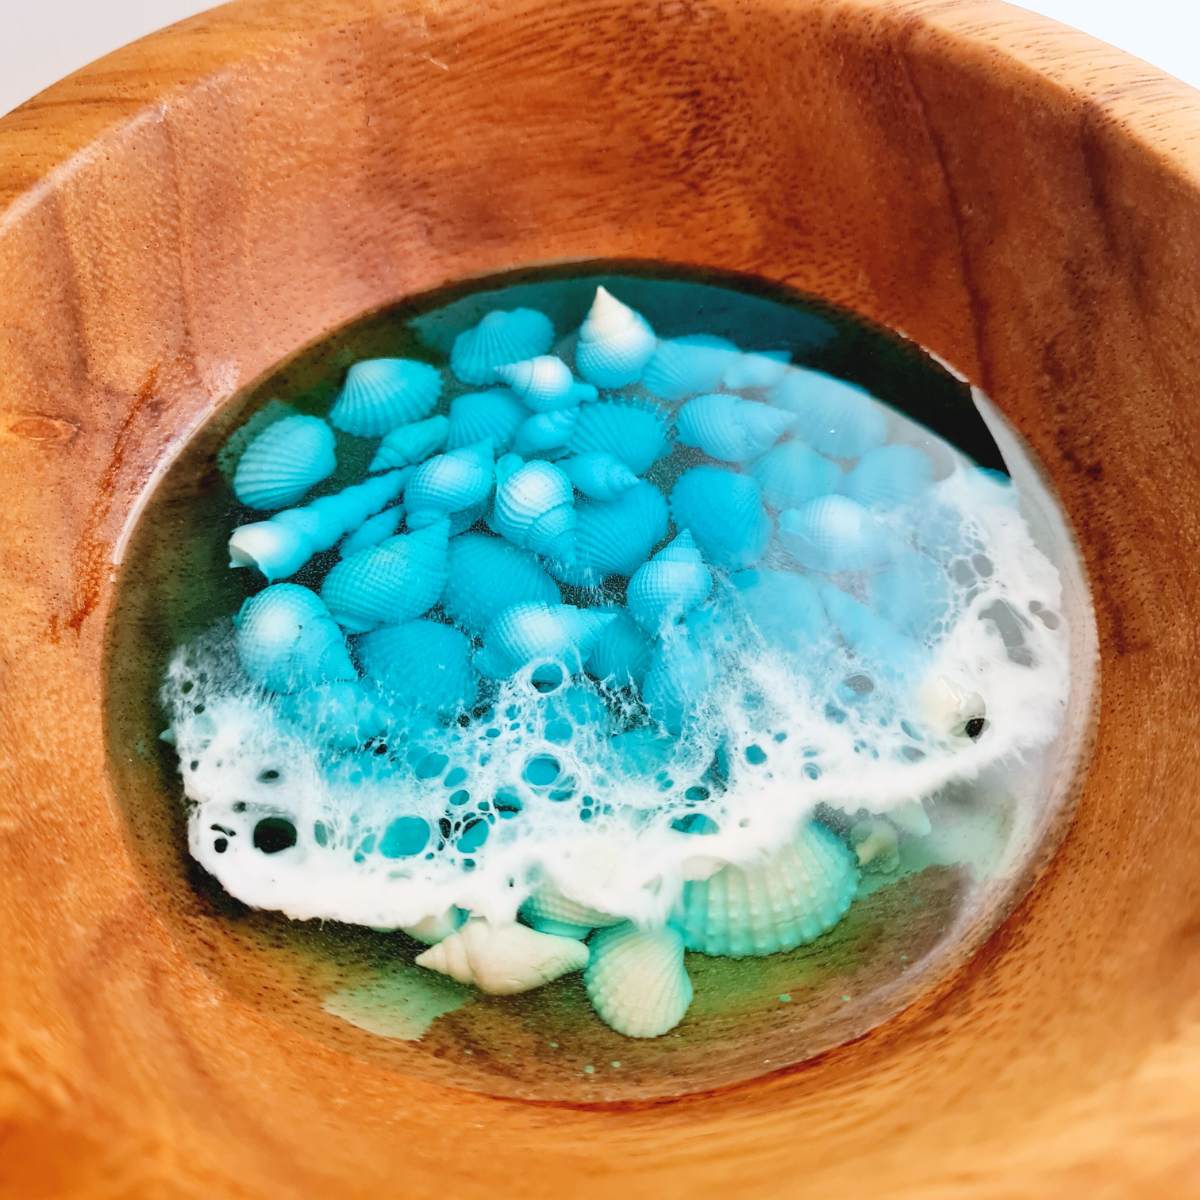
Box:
[145,268,1090,1054]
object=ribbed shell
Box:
[642,624,719,735]
[441,533,561,635]
[495,356,597,411]
[626,531,713,632]
[841,444,934,509]
[492,458,577,559]
[674,822,858,957]
[232,414,336,510]
[369,415,449,472]
[569,401,668,475]
[675,393,795,463]
[522,884,622,938]
[445,389,526,453]
[276,680,388,750]
[339,505,404,557]
[330,358,443,437]
[415,920,588,995]
[584,607,652,688]
[670,466,771,570]
[640,334,738,402]
[475,602,617,679]
[559,452,640,501]
[512,407,580,456]
[752,440,843,511]
[401,909,465,946]
[584,924,693,1038]
[721,349,791,390]
[574,287,657,388]
[777,495,892,573]
[404,440,495,528]
[549,482,669,586]
[450,309,555,386]
[769,368,887,460]
[357,619,478,719]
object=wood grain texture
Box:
[1,0,1199,1196]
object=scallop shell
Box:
[568,401,668,475]
[751,440,842,511]
[626,531,713,633]
[234,584,356,693]
[339,505,405,557]
[475,602,617,679]
[674,821,858,957]
[415,919,588,995]
[584,607,652,688]
[548,482,669,586]
[584,923,693,1039]
[769,368,887,460]
[445,389,526,453]
[777,495,892,573]
[330,358,442,437]
[522,884,622,939]
[442,532,561,635]
[357,619,478,719]
[675,393,795,463]
[450,308,555,386]
[492,457,577,560]
[841,444,934,509]
[495,356,597,412]
[229,470,407,581]
[401,909,465,946]
[276,680,389,750]
[559,452,640,500]
[640,334,738,401]
[819,583,923,684]
[669,466,771,570]
[404,440,495,529]
[867,549,950,640]
[729,567,829,652]
[512,407,580,456]
[319,519,449,633]
[642,623,719,735]
[721,349,791,390]
[232,414,336,510]
[369,415,449,472]
[574,287,657,388]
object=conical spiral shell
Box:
[415,920,588,995]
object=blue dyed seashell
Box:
[669,466,771,570]
[229,470,407,581]
[549,482,669,586]
[729,567,829,651]
[492,457,577,560]
[769,368,887,460]
[330,359,442,437]
[675,393,795,463]
[720,349,791,391]
[404,440,495,529]
[640,334,738,402]
[626,531,713,633]
[574,287,657,388]
[584,608,652,688]
[450,308,555,386]
[495,356,597,412]
[819,583,923,683]
[475,602,617,679]
[568,401,668,475]
[642,624,719,735]
[445,389,526,453]
[751,440,842,511]
[607,726,677,779]
[358,620,478,720]
[867,549,950,640]
[512,407,580,456]
[235,584,356,693]
[232,414,336,510]
[777,495,893,573]
[277,680,389,750]
[559,452,639,501]
[841,444,934,509]
[442,533,560,635]
[369,415,449,472]
[339,505,404,557]
[319,519,449,633]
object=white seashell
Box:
[369,415,449,472]
[232,414,337,510]
[445,389,526,452]
[584,923,693,1039]
[721,349,791,390]
[522,884,623,939]
[641,334,738,401]
[559,452,640,500]
[574,287,657,388]
[401,908,466,945]
[496,356,597,412]
[415,919,588,995]
[451,309,555,386]
[675,393,795,462]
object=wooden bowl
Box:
[1,0,1197,1194]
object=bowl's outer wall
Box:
[1,0,1199,1196]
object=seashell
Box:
[670,466,772,570]
[867,549,950,640]
[820,583,924,684]
[841,443,934,509]
[574,287,657,388]
[674,821,858,957]
[445,498,488,537]
[642,623,719,735]
[559,451,640,500]
[415,919,588,994]
[585,607,652,688]
[339,505,404,557]
[522,884,622,940]
[626,531,713,633]
[850,818,901,874]
[229,470,407,581]
[608,726,677,779]
[769,368,888,460]
[319,519,449,633]
[496,356,597,412]
[450,308,555,386]
[549,482,669,586]
[675,393,795,463]
[729,567,829,651]
[234,583,356,693]
[232,414,336,510]
[445,389,526,453]
[569,400,668,475]
[404,440,495,529]
[330,358,442,437]
[584,923,693,1038]
[401,908,465,946]
[641,334,738,401]
[752,440,842,511]
[357,619,478,719]
[721,349,791,390]
[778,495,893,573]
[492,457,577,560]
[369,415,449,472]
[442,532,560,635]
[276,680,389,750]
[475,602,617,679]
[916,674,988,741]
[512,407,580,456]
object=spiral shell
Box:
[232,414,336,510]
[339,505,404,557]
[415,919,588,995]
[276,680,389,750]
[721,349,791,390]
[521,884,622,940]
[495,356,597,411]
[574,287,657,388]
[549,482,669,586]
[450,308,555,386]
[626,531,713,633]
[777,495,892,573]
[642,623,719,735]
[492,457,577,560]
[841,444,934,509]
[584,607,652,688]
[769,368,887,460]
[401,909,466,946]
[512,407,580,456]
[442,389,525,454]
[640,333,738,401]
[441,532,561,635]
[675,393,795,463]
[475,602,617,679]
[369,415,449,472]
[670,466,771,570]
[559,451,640,500]
[569,401,668,475]
[404,440,495,529]
[752,440,842,511]
[357,619,478,719]
[584,923,693,1039]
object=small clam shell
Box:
[450,308,555,386]
[232,414,336,510]
[574,287,657,388]
[330,358,443,437]
[549,482,669,586]
[584,923,693,1039]
[277,680,389,750]
[357,619,478,719]
[569,401,668,475]
[492,457,578,560]
[415,919,588,995]
[512,407,580,456]
[777,494,892,573]
[369,415,449,472]
[669,466,772,570]
[339,505,405,557]
[641,334,738,401]
[445,389,526,453]
[522,884,622,939]
[442,532,561,635]
[721,349,791,390]
[675,393,795,463]
[867,549,950,640]
[820,583,923,683]
[475,602,617,679]
[584,607,652,688]
[841,444,934,509]
[559,452,640,501]
[404,440,495,528]
[752,440,842,511]
[769,368,887,460]
[626,531,713,632]
[642,623,719,735]
[496,355,597,411]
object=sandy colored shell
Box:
[414,920,588,995]
[584,923,693,1039]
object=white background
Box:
[1,1,1198,117]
